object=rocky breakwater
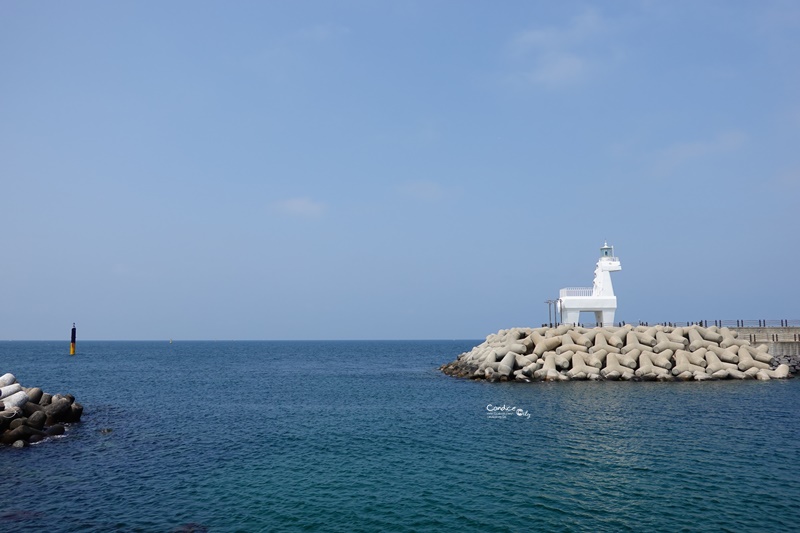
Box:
[0,373,83,447]
[441,324,793,382]
[771,353,800,375]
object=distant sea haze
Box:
[2,340,799,531]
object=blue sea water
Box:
[1,340,799,532]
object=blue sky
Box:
[1,1,798,340]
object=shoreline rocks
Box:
[440,325,794,383]
[0,373,82,447]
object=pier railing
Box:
[542,320,800,343]
[637,319,800,328]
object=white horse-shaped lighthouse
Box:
[558,242,621,327]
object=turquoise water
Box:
[1,341,799,532]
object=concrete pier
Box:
[735,326,800,373]
[734,326,800,352]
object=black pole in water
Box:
[70,323,76,355]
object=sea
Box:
[1,340,799,532]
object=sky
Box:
[1,1,799,340]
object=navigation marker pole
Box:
[70,323,76,355]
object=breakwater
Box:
[0,372,83,447]
[441,324,793,382]
[732,326,800,373]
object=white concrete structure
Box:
[558,242,621,327]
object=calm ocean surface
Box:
[1,341,798,532]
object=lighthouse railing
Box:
[559,287,593,298]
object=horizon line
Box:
[0,338,484,343]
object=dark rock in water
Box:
[45,424,65,437]
[9,418,28,430]
[65,402,83,423]
[22,401,43,415]
[0,409,21,431]
[18,425,45,439]
[22,401,43,416]
[1,425,44,444]
[0,376,82,446]
[28,410,47,430]
[44,398,72,425]
[26,387,43,404]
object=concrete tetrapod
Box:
[635,352,670,380]
[533,353,567,381]
[749,347,774,365]
[662,330,689,346]
[684,348,708,368]
[556,342,588,355]
[634,330,657,347]
[647,349,674,370]
[604,330,625,349]
[737,346,771,372]
[699,326,724,344]
[590,331,612,354]
[2,391,29,410]
[616,347,639,369]
[706,345,739,364]
[440,324,792,383]
[601,353,634,380]
[0,383,22,400]
[568,329,593,349]
[688,329,716,351]
[672,351,706,378]
[497,352,517,377]
[704,351,744,379]
[586,348,608,369]
[552,350,572,370]
[621,332,647,355]
[532,334,562,357]
[0,372,83,446]
[567,352,601,380]
[653,332,686,353]
[758,364,791,379]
